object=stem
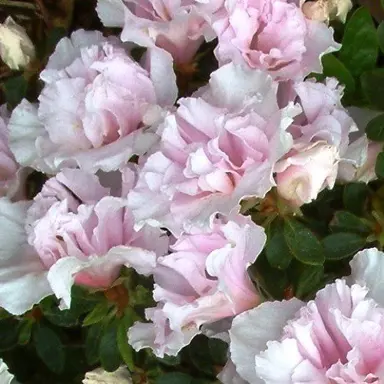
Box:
[0,0,36,10]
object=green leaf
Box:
[375,151,384,179]
[85,324,103,365]
[284,219,325,266]
[34,325,65,374]
[18,320,34,345]
[99,323,122,372]
[157,355,181,367]
[187,335,216,376]
[265,221,293,270]
[321,54,355,93]
[361,69,384,110]
[293,264,324,299]
[323,233,366,260]
[339,7,378,77]
[4,76,28,108]
[330,211,372,235]
[208,338,228,366]
[156,373,194,384]
[0,318,19,351]
[343,183,369,216]
[366,113,384,141]
[378,22,384,54]
[82,302,111,326]
[117,316,135,372]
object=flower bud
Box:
[0,17,35,70]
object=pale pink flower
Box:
[212,0,340,80]
[128,214,266,357]
[97,0,224,64]
[0,105,19,198]
[128,62,300,234]
[274,78,356,206]
[0,168,168,314]
[8,29,177,174]
[338,135,382,184]
[338,107,383,184]
[229,247,384,384]
[275,141,339,207]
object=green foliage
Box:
[366,113,384,141]
[323,233,366,260]
[33,325,65,374]
[375,151,384,179]
[339,7,378,77]
[284,219,325,266]
[99,323,122,372]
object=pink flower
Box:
[0,105,19,197]
[8,29,177,174]
[128,214,266,357]
[97,0,223,64]
[274,78,356,206]
[128,62,300,234]
[212,0,340,80]
[0,168,169,314]
[229,247,384,383]
[339,135,382,184]
[275,141,339,207]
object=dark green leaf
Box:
[265,222,293,270]
[323,232,366,260]
[378,22,384,54]
[321,54,355,93]
[208,338,228,366]
[284,219,325,265]
[117,315,135,372]
[85,324,103,365]
[366,113,384,141]
[156,373,194,384]
[83,302,111,326]
[4,76,28,108]
[187,335,215,376]
[157,355,181,367]
[343,183,369,216]
[339,7,378,77]
[293,264,324,299]
[330,211,372,235]
[41,303,80,328]
[99,323,122,372]
[34,325,65,374]
[18,320,34,345]
[375,151,384,179]
[361,69,384,110]
[0,318,19,351]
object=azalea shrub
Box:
[1,0,384,383]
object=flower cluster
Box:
[0,0,383,383]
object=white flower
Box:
[83,367,131,384]
[0,358,15,384]
[0,17,35,70]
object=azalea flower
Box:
[229,247,384,383]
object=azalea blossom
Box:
[128,62,300,234]
[97,0,223,64]
[229,247,384,383]
[0,358,14,384]
[8,29,177,174]
[0,168,168,314]
[0,16,35,70]
[128,214,266,357]
[212,0,340,80]
[0,105,20,198]
[275,78,357,206]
